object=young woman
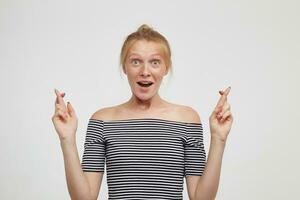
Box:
[52,24,233,200]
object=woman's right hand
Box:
[52,89,78,141]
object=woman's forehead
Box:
[128,41,166,57]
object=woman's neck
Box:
[125,93,168,112]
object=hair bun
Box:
[138,24,153,32]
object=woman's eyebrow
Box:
[128,53,141,57]
[128,53,162,58]
[129,51,140,56]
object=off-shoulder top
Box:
[81,118,206,200]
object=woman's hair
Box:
[119,24,173,76]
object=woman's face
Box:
[123,39,169,101]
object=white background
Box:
[0,0,299,199]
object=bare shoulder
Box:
[177,105,202,124]
[90,106,117,120]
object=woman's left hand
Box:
[209,86,234,142]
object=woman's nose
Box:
[140,65,151,76]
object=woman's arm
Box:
[60,138,92,200]
[194,86,233,200]
[52,89,93,200]
[194,137,226,200]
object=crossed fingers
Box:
[216,87,230,108]
[215,86,232,122]
[54,89,66,106]
[54,89,68,120]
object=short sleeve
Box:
[184,122,206,176]
[81,119,106,172]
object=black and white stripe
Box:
[81,118,206,200]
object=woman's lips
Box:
[136,82,154,92]
[137,81,153,86]
[136,81,154,87]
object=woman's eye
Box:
[151,59,161,66]
[131,59,140,65]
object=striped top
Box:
[81,118,206,200]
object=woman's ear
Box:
[164,66,169,76]
[123,65,127,74]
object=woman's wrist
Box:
[210,134,227,145]
[60,136,77,147]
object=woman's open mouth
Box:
[137,81,154,88]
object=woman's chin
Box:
[133,92,155,101]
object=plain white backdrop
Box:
[0,0,299,199]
